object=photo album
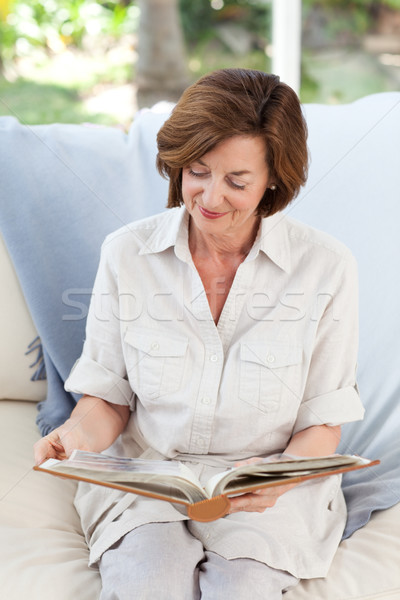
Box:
[34,451,379,521]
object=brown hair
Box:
[156,68,308,217]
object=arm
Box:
[34,239,133,466]
[229,253,362,515]
[34,395,130,465]
[228,424,341,514]
[285,424,341,457]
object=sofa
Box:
[1,92,400,599]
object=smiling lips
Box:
[198,205,229,219]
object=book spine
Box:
[187,495,231,522]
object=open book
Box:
[34,451,379,522]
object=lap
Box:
[99,522,298,600]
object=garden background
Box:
[0,0,399,128]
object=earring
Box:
[270,185,277,191]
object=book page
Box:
[205,454,367,497]
[40,451,208,503]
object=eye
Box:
[228,178,246,191]
[188,168,208,178]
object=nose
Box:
[202,178,224,210]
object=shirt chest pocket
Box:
[124,329,188,400]
[239,341,303,415]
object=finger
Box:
[48,439,68,460]
[48,439,65,453]
[258,482,298,496]
[34,434,67,465]
[234,457,263,467]
[229,491,278,514]
[229,502,265,514]
[34,438,56,465]
[252,487,279,496]
[229,493,260,513]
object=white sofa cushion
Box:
[0,234,46,401]
[289,92,400,538]
[1,399,399,600]
[0,400,101,600]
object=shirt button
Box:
[210,354,218,362]
[202,396,211,405]
[266,354,275,364]
[151,342,160,351]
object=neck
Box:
[188,218,260,262]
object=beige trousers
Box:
[99,521,299,600]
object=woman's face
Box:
[181,135,271,242]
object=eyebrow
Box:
[196,158,251,176]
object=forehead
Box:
[198,135,267,171]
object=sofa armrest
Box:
[0,234,47,401]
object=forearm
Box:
[63,395,130,452]
[229,424,342,514]
[34,395,130,464]
[284,424,341,458]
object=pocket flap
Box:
[124,329,188,357]
[240,341,302,368]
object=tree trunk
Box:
[136,0,189,108]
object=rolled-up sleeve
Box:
[293,385,364,434]
[66,354,134,406]
[293,252,365,435]
[65,238,135,409]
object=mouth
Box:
[198,205,229,219]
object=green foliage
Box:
[179,0,271,45]
[179,0,214,43]
[303,0,400,37]
[0,0,139,64]
[303,0,400,7]
[0,75,123,124]
[1,0,400,125]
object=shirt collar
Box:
[138,206,188,256]
[140,206,291,272]
[248,212,291,272]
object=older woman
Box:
[34,69,364,599]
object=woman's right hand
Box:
[33,418,88,465]
[33,396,131,466]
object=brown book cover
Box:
[34,452,380,522]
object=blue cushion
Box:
[0,110,170,434]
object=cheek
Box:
[182,176,202,201]
[234,194,264,215]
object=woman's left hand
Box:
[227,456,298,515]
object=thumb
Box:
[34,432,67,465]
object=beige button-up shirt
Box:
[65,206,364,577]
